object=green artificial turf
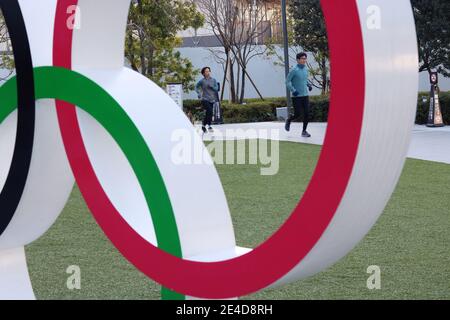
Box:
[26,141,450,299]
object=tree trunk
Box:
[321,57,327,95]
[139,32,147,75]
[244,69,264,101]
[239,67,246,104]
[137,0,147,75]
[236,64,241,101]
[127,31,138,71]
[229,59,237,103]
[148,46,154,77]
[221,61,228,102]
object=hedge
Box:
[183,91,449,125]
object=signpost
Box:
[427,72,444,127]
[166,82,183,110]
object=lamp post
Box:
[281,0,292,114]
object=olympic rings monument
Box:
[0,0,419,300]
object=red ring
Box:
[53,0,365,299]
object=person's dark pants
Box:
[202,100,214,127]
[288,96,310,132]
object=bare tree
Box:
[0,10,14,82]
[197,0,238,101]
[207,47,238,101]
[232,0,277,103]
[197,0,277,103]
[307,51,330,94]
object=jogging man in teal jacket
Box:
[285,52,313,138]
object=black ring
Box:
[0,1,35,235]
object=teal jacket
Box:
[286,64,309,97]
[195,77,219,103]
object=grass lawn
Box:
[26,141,450,299]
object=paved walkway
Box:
[201,122,450,165]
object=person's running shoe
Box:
[302,131,311,138]
[285,119,291,132]
[202,126,207,134]
[208,126,214,133]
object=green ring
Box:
[0,66,184,300]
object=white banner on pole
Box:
[166,83,183,109]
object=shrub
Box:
[183,91,449,124]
